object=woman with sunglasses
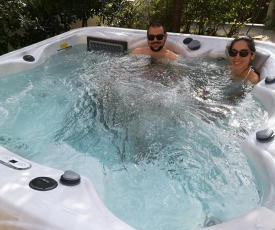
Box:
[131,22,178,60]
[226,36,260,84]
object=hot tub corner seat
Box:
[201,207,275,230]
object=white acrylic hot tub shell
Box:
[0,146,135,230]
[1,27,275,229]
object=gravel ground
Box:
[217,24,275,43]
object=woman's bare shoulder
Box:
[249,70,260,84]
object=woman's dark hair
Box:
[226,35,256,52]
[147,21,167,35]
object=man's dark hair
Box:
[147,22,167,35]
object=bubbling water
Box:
[0,45,267,229]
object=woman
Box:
[226,36,260,84]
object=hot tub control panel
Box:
[0,154,31,170]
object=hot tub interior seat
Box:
[251,50,270,73]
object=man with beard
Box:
[131,22,179,60]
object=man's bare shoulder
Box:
[131,47,151,55]
[130,47,179,60]
[167,51,179,60]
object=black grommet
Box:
[60,170,81,186]
[29,177,58,191]
[23,55,35,62]
[183,37,193,45]
[204,216,221,227]
[188,40,201,50]
[265,76,275,84]
[256,128,275,142]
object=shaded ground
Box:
[217,24,275,43]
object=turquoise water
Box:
[0,45,267,229]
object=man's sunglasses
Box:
[228,49,253,57]
[147,34,165,41]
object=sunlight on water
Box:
[0,45,268,229]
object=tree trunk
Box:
[170,0,183,32]
[266,0,275,28]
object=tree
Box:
[68,0,103,27]
[0,0,272,56]
[170,0,183,32]
[0,0,104,55]
[0,0,28,54]
[266,0,275,29]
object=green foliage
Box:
[98,0,174,30]
[98,0,270,36]
[178,0,270,36]
[0,0,27,54]
[98,0,154,29]
[19,0,77,45]
[0,0,271,55]
[0,0,103,55]
[67,0,103,27]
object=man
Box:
[131,22,179,60]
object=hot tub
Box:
[1,26,275,230]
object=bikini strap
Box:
[243,66,252,82]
